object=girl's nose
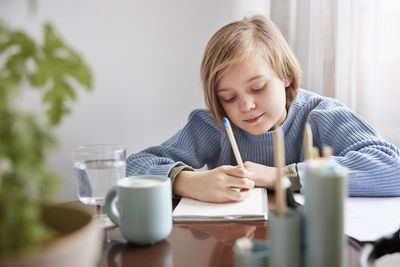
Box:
[239,95,256,112]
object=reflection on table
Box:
[84,191,366,267]
[98,221,268,267]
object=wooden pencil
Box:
[223,117,244,167]
[322,146,333,158]
[304,123,313,160]
[313,147,320,158]
[274,127,287,217]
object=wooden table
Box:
[91,192,362,267]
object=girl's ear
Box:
[284,80,291,88]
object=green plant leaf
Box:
[34,23,92,125]
[0,18,93,256]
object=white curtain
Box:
[270,0,400,147]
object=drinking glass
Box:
[72,144,126,228]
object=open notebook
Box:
[172,188,268,222]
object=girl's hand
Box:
[173,165,255,203]
[243,161,277,189]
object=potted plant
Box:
[0,12,102,267]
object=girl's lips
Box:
[244,113,264,123]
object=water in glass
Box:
[74,159,126,205]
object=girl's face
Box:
[216,55,288,135]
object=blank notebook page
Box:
[172,187,268,221]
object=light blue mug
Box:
[105,175,172,245]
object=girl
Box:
[126,15,400,202]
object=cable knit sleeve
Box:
[298,99,400,196]
[126,109,222,177]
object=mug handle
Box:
[105,186,120,225]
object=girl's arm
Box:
[300,101,400,196]
[126,109,221,178]
[126,109,255,202]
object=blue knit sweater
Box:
[126,89,400,196]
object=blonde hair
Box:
[201,15,302,127]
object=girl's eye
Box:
[252,85,266,93]
[223,96,236,103]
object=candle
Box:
[268,209,302,267]
[304,156,348,267]
[233,239,268,267]
[268,127,301,267]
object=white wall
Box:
[0,0,269,201]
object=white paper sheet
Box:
[294,194,400,242]
[172,187,268,221]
